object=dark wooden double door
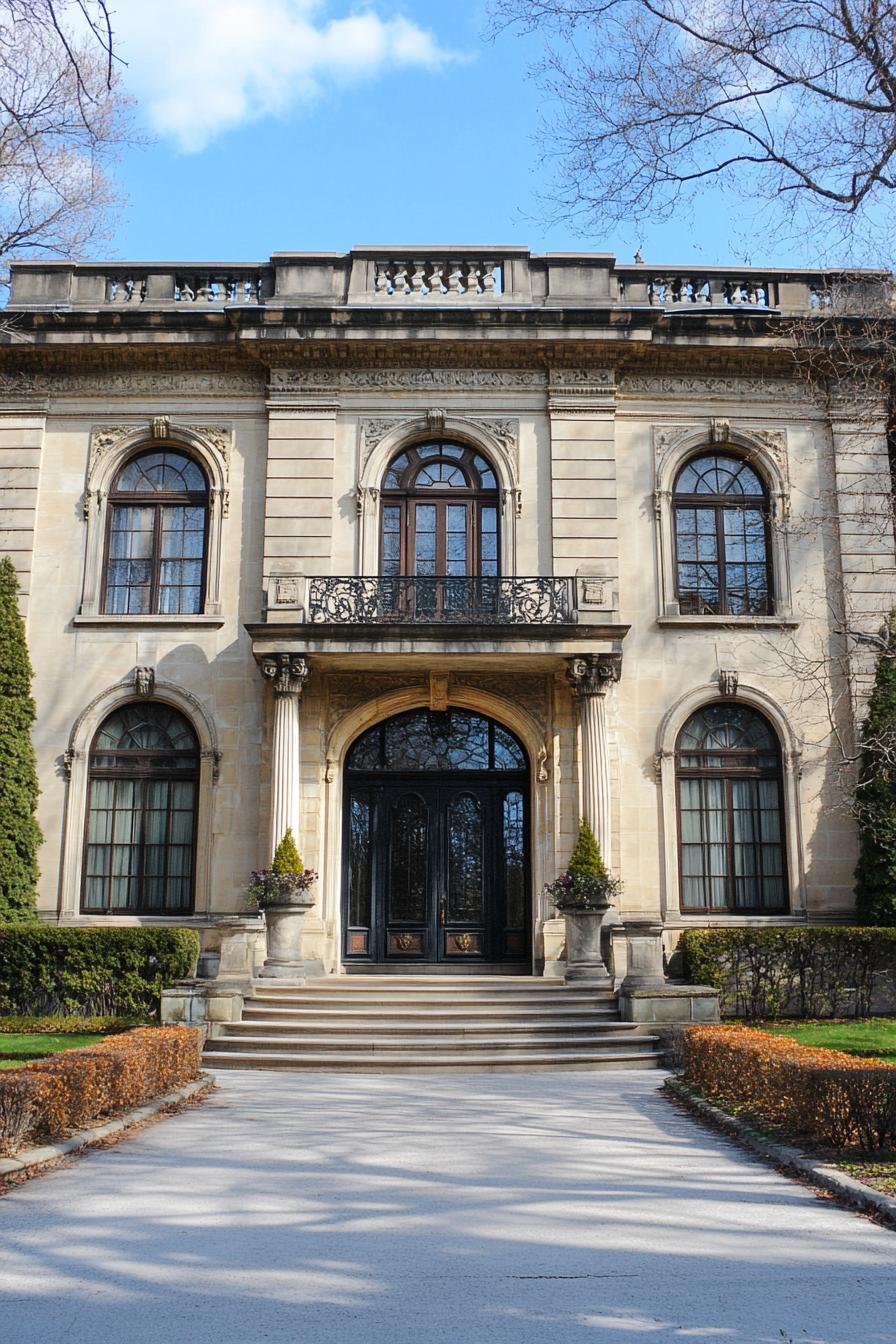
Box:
[343,779,529,966]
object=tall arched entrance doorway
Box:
[342,708,530,969]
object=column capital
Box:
[566,653,622,697]
[260,653,310,697]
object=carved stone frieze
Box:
[453,673,549,739]
[272,367,545,394]
[622,374,811,402]
[326,673,425,724]
[48,372,263,398]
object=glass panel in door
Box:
[385,791,430,959]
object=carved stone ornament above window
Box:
[359,413,520,475]
[87,420,231,480]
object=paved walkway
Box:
[1,1069,895,1343]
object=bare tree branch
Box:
[490,0,896,252]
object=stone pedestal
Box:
[620,920,666,992]
[259,897,315,980]
[619,985,721,1024]
[562,906,613,987]
[216,917,266,984]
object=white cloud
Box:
[113,1,455,152]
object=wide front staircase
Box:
[201,976,663,1071]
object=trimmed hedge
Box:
[679,926,896,1020]
[0,927,200,1018]
[0,1015,139,1034]
[0,1026,202,1154]
[683,1024,896,1151]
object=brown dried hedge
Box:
[0,1026,202,1155]
[682,1024,896,1151]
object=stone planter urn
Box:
[259,891,316,980]
[560,898,614,987]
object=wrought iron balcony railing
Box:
[307,576,577,625]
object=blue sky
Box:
[105,1,802,267]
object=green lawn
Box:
[763,1018,896,1061]
[0,1033,107,1067]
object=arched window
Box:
[381,442,499,580]
[103,450,209,615]
[673,453,771,615]
[82,703,199,915]
[676,704,787,913]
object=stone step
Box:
[240,999,617,1016]
[243,991,616,1009]
[202,1047,662,1072]
[239,1009,622,1028]
[219,1025,645,1046]
[210,1032,658,1053]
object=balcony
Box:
[249,574,627,666]
[307,576,576,626]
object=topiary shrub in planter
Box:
[0,927,200,1018]
[246,829,317,980]
[679,926,896,1020]
[544,818,621,912]
[545,820,620,984]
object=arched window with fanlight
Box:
[673,453,772,615]
[82,703,199,915]
[380,441,500,618]
[676,704,787,913]
[102,449,209,615]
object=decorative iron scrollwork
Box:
[307,576,575,625]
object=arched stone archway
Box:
[334,705,533,970]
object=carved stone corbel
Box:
[151,415,170,440]
[718,668,739,697]
[134,666,155,698]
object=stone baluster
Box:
[566,654,621,867]
[260,653,310,860]
[411,262,426,296]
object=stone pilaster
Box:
[566,654,621,866]
[260,653,310,861]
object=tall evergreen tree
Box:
[855,611,896,925]
[0,556,41,920]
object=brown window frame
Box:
[675,706,788,915]
[101,447,210,616]
[81,706,199,917]
[379,441,500,580]
[672,453,773,617]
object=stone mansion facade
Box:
[3,248,893,976]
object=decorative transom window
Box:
[103,450,209,615]
[676,704,787,914]
[381,442,499,580]
[673,453,772,616]
[82,703,199,915]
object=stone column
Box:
[566,654,621,866]
[260,653,310,860]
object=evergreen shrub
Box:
[544,818,620,910]
[855,612,896,924]
[0,555,41,921]
[0,927,200,1017]
[679,926,896,1019]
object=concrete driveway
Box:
[0,1069,894,1344]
